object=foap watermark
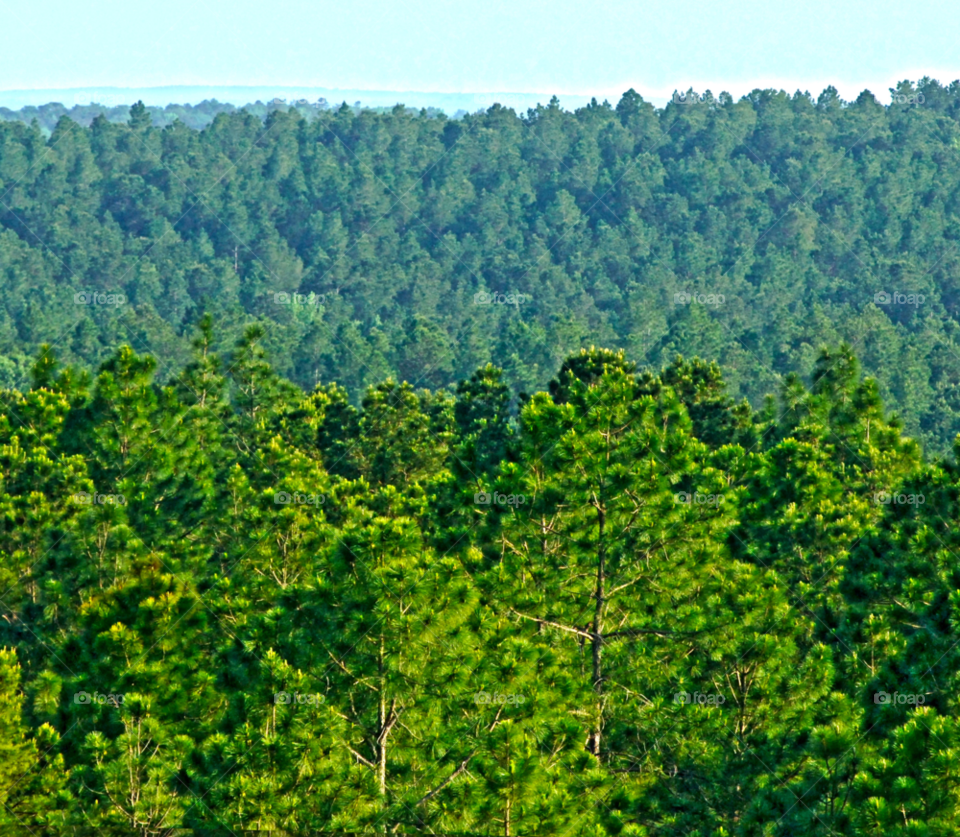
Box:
[274,291,328,305]
[474,691,526,705]
[674,492,724,506]
[874,291,925,307]
[874,491,924,506]
[74,291,126,306]
[274,491,325,506]
[671,91,722,106]
[274,691,325,706]
[474,491,526,507]
[674,291,725,306]
[474,291,529,306]
[875,690,925,706]
[891,92,925,106]
[74,691,124,707]
[674,691,725,706]
[73,491,126,506]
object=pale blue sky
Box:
[3,0,959,103]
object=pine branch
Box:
[414,752,474,807]
[509,608,594,640]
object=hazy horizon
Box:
[5,0,960,111]
[0,77,951,113]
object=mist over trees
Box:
[0,98,448,133]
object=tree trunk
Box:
[505,735,512,836]
[378,635,387,796]
[378,692,387,796]
[588,505,606,757]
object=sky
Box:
[2,0,959,107]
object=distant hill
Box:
[3,79,960,452]
[0,86,596,132]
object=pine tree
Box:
[0,648,70,835]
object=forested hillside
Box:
[4,79,960,451]
[0,335,957,835]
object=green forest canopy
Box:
[4,79,960,454]
[1,334,959,835]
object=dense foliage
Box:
[4,79,960,453]
[1,333,958,835]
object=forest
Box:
[2,80,960,454]
[5,78,960,834]
[0,331,958,835]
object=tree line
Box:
[0,99,447,135]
